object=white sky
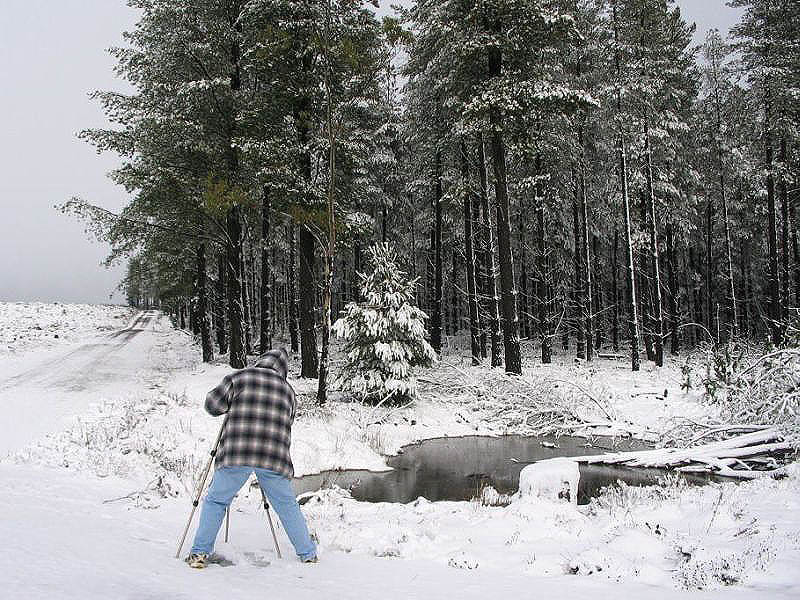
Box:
[0,0,743,305]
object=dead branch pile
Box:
[689,346,800,447]
[416,361,618,436]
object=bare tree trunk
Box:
[226,206,246,368]
[298,226,318,378]
[472,183,488,359]
[430,149,444,354]
[477,136,503,366]
[612,228,620,352]
[791,185,800,307]
[612,0,639,371]
[486,33,522,374]
[241,241,252,356]
[225,13,245,369]
[765,87,781,345]
[288,224,299,353]
[620,141,639,371]
[592,234,602,351]
[518,213,530,340]
[573,195,585,359]
[409,193,420,307]
[742,240,753,337]
[666,224,680,354]
[294,70,318,376]
[644,123,663,366]
[579,124,593,360]
[318,47,336,403]
[215,252,228,354]
[196,243,213,362]
[780,136,790,321]
[260,187,272,353]
[450,248,459,336]
[461,141,481,365]
[705,192,715,343]
[535,153,551,364]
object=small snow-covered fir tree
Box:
[332,243,436,404]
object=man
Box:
[185,347,317,568]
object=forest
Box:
[65,0,800,405]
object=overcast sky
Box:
[0,0,745,305]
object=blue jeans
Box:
[190,466,317,560]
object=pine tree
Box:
[333,243,436,404]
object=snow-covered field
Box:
[0,301,134,356]
[1,304,798,599]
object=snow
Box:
[518,457,580,504]
[0,301,134,356]
[1,304,798,598]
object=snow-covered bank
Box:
[9,465,777,600]
[2,303,799,598]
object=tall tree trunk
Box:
[743,240,753,337]
[519,216,530,340]
[226,206,246,368]
[765,87,780,344]
[295,72,318,376]
[721,178,737,340]
[430,149,444,354]
[197,243,213,362]
[592,234,602,351]
[573,195,585,359]
[612,0,639,371]
[535,153,551,364]
[472,183,488,359]
[705,192,715,343]
[612,228,620,352]
[450,248,459,336]
[666,224,680,354]
[298,226,318,378]
[241,243,252,356]
[260,187,272,353]
[477,136,503,367]
[318,66,337,404]
[288,224,299,353]
[638,192,654,362]
[791,184,800,307]
[620,141,639,371]
[409,196,420,307]
[215,252,228,354]
[461,141,481,365]
[689,247,704,345]
[225,12,245,369]
[579,123,593,360]
[644,123,664,366]
[487,33,522,374]
[780,136,790,323]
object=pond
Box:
[293,434,720,505]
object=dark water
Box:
[293,434,721,505]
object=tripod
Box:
[175,415,282,559]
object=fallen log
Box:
[565,428,793,480]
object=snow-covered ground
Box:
[0,301,134,356]
[1,304,798,599]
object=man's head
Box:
[255,347,290,379]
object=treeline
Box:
[68,0,799,398]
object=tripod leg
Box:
[175,454,214,558]
[175,415,229,559]
[224,506,231,543]
[260,489,282,559]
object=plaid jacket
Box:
[205,348,296,478]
